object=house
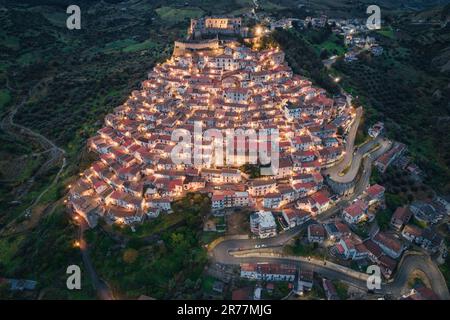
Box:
[282,208,311,228]
[368,122,384,138]
[212,190,250,211]
[378,254,397,279]
[307,224,325,243]
[263,192,282,209]
[401,224,423,243]
[106,191,141,211]
[291,134,314,151]
[297,190,331,215]
[224,88,249,104]
[324,220,351,240]
[276,158,293,179]
[248,179,277,197]
[310,191,331,213]
[420,229,444,254]
[284,102,302,120]
[342,199,368,224]
[390,206,412,231]
[363,239,383,264]
[294,269,314,295]
[183,175,205,190]
[221,168,242,183]
[201,168,242,183]
[374,142,407,173]
[147,197,171,211]
[211,193,226,211]
[336,235,367,260]
[322,279,339,300]
[240,263,296,281]
[373,232,405,259]
[107,207,144,225]
[145,207,161,218]
[365,184,385,207]
[410,201,444,225]
[278,185,298,205]
[250,210,277,238]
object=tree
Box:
[123,248,139,264]
[320,49,330,59]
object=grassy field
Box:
[313,34,346,56]
[376,27,395,39]
[0,235,25,272]
[122,40,160,53]
[156,6,204,22]
[0,89,11,111]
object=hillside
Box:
[332,7,450,193]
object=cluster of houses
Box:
[279,184,402,279]
[239,262,343,299]
[327,186,446,279]
[244,182,436,281]
[240,263,314,296]
[249,184,385,239]
[374,141,407,173]
[331,229,401,279]
[391,198,447,255]
[238,189,447,297]
[272,15,384,62]
[69,35,355,227]
[341,184,385,225]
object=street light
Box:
[255,26,263,37]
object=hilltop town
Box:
[68,17,351,227]
[63,16,450,300]
[0,0,449,302]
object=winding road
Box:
[210,236,449,299]
[209,106,449,299]
[387,252,450,299]
[77,218,115,300]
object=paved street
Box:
[386,252,450,299]
[323,106,362,180]
[209,110,449,299]
[78,219,115,300]
[325,136,391,184]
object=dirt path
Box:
[0,77,67,232]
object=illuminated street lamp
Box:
[255,26,264,37]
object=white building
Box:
[250,210,277,238]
